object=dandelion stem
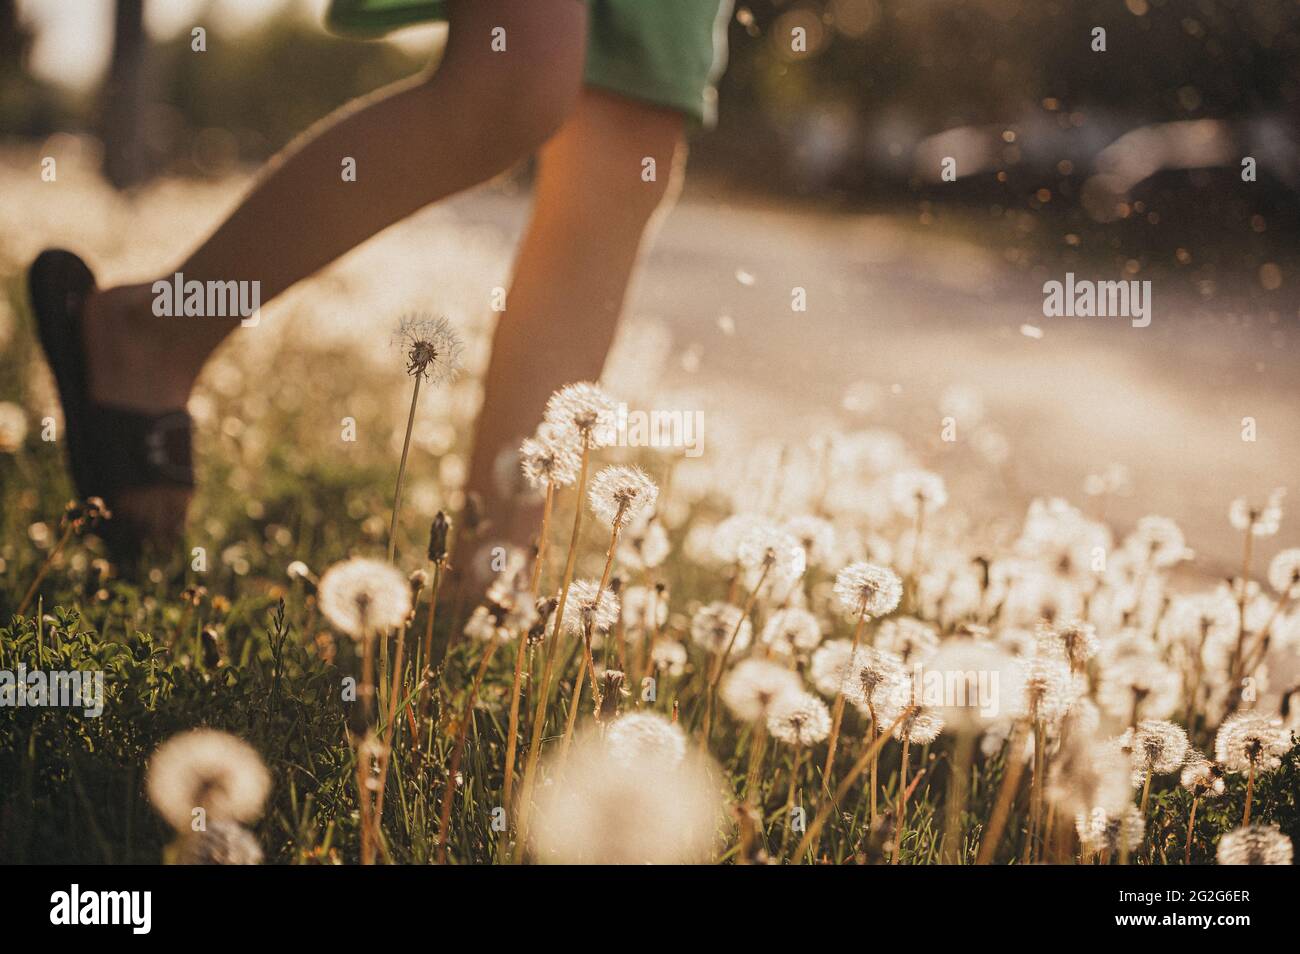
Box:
[942,728,976,865]
[799,708,912,862]
[821,602,868,787]
[17,524,75,617]
[528,482,556,596]
[387,375,422,564]
[1243,761,1255,826]
[514,436,592,860]
[891,736,910,864]
[780,743,803,860]
[436,640,497,864]
[1185,796,1199,865]
[976,721,1027,865]
[701,561,772,745]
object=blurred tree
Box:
[101,0,153,188]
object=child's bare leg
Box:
[81,0,586,536]
[464,88,687,545]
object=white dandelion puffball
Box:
[889,469,948,517]
[874,617,939,662]
[720,659,802,722]
[543,381,618,447]
[735,522,806,589]
[809,639,855,697]
[1124,515,1189,567]
[147,729,271,832]
[832,561,903,619]
[621,584,668,631]
[392,313,464,385]
[588,465,659,528]
[1215,712,1292,774]
[690,602,752,654]
[556,579,619,636]
[1268,548,1300,597]
[519,425,580,488]
[783,514,837,568]
[0,402,27,453]
[605,712,687,767]
[1180,751,1225,796]
[317,557,412,639]
[842,646,910,714]
[1229,490,1284,536]
[767,691,832,746]
[1123,720,1190,780]
[619,520,671,571]
[1076,804,1145,856]
[650,639,689,677]
[761,607,823,655]
[890,705,944,744]
[531,731,720,864]
[923,641,1023,730]
[1217,824,1293,865]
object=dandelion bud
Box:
[428,511,451,563]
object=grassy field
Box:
[1,152,1298,865]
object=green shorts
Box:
[325,0,732,125]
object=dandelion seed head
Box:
[1016,651,1081,725]
[689,601,752,654]
[842,646,909,714]
[621,584,669,631]
[760,607,823,655]
[531,731,720,864]
[392,313,464,385]
[874,617,939,662]
[147,729,270,833]
[317,557,412,639]
[519,425,580,488]
[1097,652,1181,722]
[1075,805,1144,855]
[1049,732,1134,819]
[1268,548,1300,597]
[588,465,659,528]
[1125,515,1190,567]
[810,639,856,697]
[1215,712,1291,774]
[782,514,837,568]
[735,522,806,589]
[832,561,903,619]
[1180,751,1225,796]
[1217,824,1293,865]
[888,704,944,744]
[605,712,687,767]
[766,691,832,745]
[618,519,671,571]
[1120,720,1190,782]
[557,580,619,636]
[1039,620,1099,671]
[543,382,618,447]
[889,469,948,518]
[1229,489,1285,536]
[720,658,803,721]
[651,639,689,676]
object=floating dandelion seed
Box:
[720,658,802,722]
[147,729,270,833]
[392,313,464,385]
[690,602,752,654]
[767,691,831,746]
[606,712,687,767]
[832,561,903,619]
[543,381,618,447]
[588,465,659,528]
[1217,824,1293,865]
[318,557,412,639]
